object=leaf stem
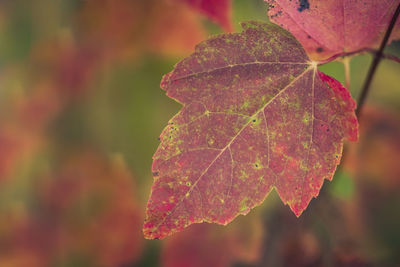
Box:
[356,3,400,118]
[317,48,400,65]
[342,57,351,90]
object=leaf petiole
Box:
[316,48,400,66]
[341,57,351,90]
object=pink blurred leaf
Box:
[0,151,143,267]
[176,0,233,32]
[266,0,400,60]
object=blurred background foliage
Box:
[0,0,399,266]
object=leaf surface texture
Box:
[144,21,358,239]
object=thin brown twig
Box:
[355,2,400,118]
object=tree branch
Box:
[356,3,400,118]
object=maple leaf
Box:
[143,21,358,239]
[266,0,400,61]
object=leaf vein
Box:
[168,61,309,83]
[155,66,313,228]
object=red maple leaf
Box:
[144,21,358,239]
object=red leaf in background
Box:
[162,213,262,267]
[0,82,62,181]
[0,132,21,181]
[78,0,207,59]
[176,0,233,32]
[0,0,208,182]
[146,0,207,56]
[143,21,358,239]
[0,38,98,182]
[40,151,144,266]
[266,0,400,61]
[0,150,143,267]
